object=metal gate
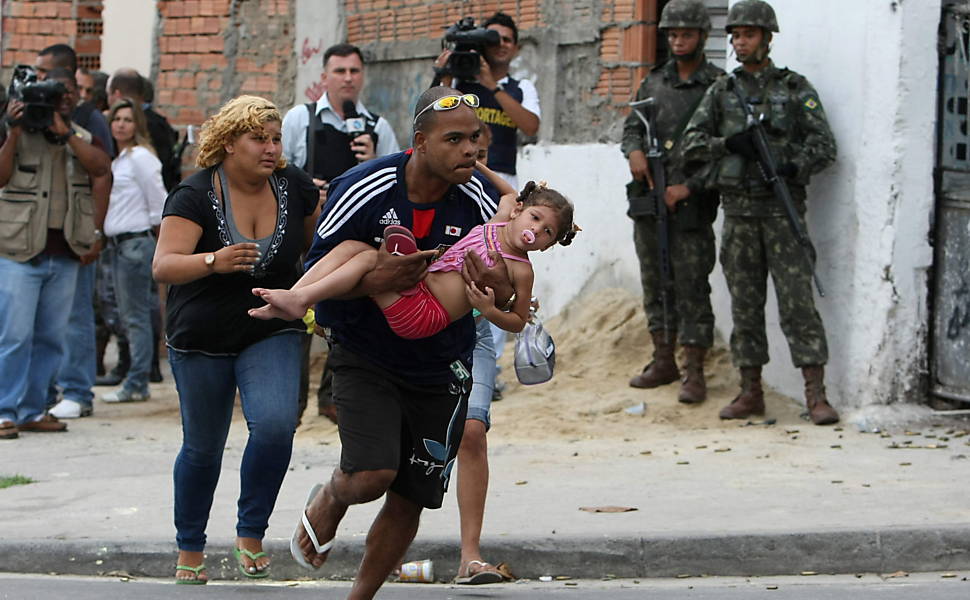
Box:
[934,1,970,403]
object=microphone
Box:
[343,100,366,140]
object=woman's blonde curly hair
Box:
[195,95,287,170]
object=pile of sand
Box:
[490,288,804,441]
[297,287,804,442]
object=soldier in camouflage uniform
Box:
[621,0,723,404]
[681,0,840,425]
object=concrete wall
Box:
[524,0,941,412]
[292,0,342,106]
[101,0,155,77]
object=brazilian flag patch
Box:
[804,97,819,110]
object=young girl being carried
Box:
[248,164,578,338]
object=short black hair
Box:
[47,67,77,88]
[323,43,364,68]
[142,77,154,103]
[39,43,78,71]
[484,12,518,44]
[109,70,144,99]
[413,86,462,134]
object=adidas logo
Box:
[379,208,401,225]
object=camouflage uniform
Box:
[682,61,837,367]
[621,58,724,348]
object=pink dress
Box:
[381,222,528,340]
[428,222,530,274]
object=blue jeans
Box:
[0,253,79,424]
[54,262,96,407]
[468,318,496,431]
[108,235,155,395]
[170,332,302,551]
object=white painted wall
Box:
[292,0,343,109]
[523,0,941,413]
[101,0,156,77]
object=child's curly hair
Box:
[516,181,580,246]
[196,95,286,169]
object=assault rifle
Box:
[727,74,825,297]
[629,98,673,340]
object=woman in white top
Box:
[99,98,167,404]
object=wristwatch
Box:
[204,252,216,267]
[93,229,105,241]
[493,84,504,94]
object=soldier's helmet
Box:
[659,0,712,32]
[725,0,779,33]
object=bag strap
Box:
[304,101,320,177]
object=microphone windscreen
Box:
[342,100,358,118]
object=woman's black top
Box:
[162,163,318,355]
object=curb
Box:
[6,525,970,581]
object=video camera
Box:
[441,17,500,81]
[6,65,66,133]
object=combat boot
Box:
[96,338,130,386]
[629,330,679,389]
[803,365,839,425]
[719,366,764,419]
[95,327,109,377]
[677,346,707,404]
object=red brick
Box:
[174,89,198,106]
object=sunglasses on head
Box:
[413,93,480,125]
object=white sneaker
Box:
[49,398,93,419]
[101,389,150,403]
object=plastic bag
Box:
[514,309,556,385]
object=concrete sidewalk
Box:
[2,366,969,583]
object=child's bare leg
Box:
[250,243,378,321]
[294,240,375,290]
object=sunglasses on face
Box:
[412,94,480,125]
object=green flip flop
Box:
[234,547,269,579]
[175,564,207,585]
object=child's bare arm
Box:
[466,263,533,333]
[475,160,519,223]
[475,160,515,195]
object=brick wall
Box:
[1,0,104,71]
[340,0,659,143]
[154,0,296,131]
[597,0,657,107]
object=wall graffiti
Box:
[301,37,322,65]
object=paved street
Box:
[1,573,968,599]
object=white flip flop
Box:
[290,483,334,570]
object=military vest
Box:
[0,124,96,262]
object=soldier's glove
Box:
[725,131,758,160]
[777,163,798,179]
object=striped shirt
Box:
[305,151,499,383]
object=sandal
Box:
[455,560,504,585]
[234,547,269,579]
[290,483,334,570]
[175,564,207,585]
[384,225,417,256]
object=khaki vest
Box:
[0,124,96,262]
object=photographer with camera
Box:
[0,66,111,439]
[432,11,540,585]
[434,12,539,189]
